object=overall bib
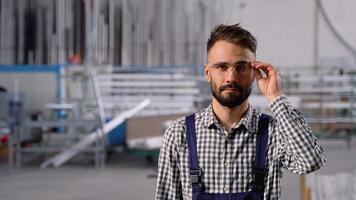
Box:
[185,114,271,200]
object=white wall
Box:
[0,73,57,116]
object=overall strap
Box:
[185,114,203,193]
[253,113,272,192]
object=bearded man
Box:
[155,23,326,200]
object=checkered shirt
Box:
[155,95,326,200]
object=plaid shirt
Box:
[155,95,326,200]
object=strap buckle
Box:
[190,168,202,186]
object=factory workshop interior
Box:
[0,0,356,200]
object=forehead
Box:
[207,40,255,63]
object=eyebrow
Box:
[210,60,250,66]
[210,62,228,67]
[234,60,250,65]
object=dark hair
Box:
[207,23,257,54]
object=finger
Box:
[253,63,277,78]
[253,62,272,70]
[253,63,272,78]
[250,61,261,68]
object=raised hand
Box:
[251,61,283,103]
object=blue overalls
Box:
[185,114,271,200]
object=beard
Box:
[211,82,252,108]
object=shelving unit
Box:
[281,67,356,147]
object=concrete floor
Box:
[0,139,355,200]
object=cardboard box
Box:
[125,113,188,140]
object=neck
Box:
[212,99,249,131]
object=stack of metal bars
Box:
[0,0,241,67]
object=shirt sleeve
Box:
[155,124,183,200]
[270,95,326,174]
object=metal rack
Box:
[281,66,356,148]
[7,69,107,171]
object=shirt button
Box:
[223,187,228,192]
[224,162,229,168]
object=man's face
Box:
[205,40,255,108]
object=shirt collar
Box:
[202,104,218,129]
[202,103,258,133]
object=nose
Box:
[225,66,239,82]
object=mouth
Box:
[222,88,240,94]
[219,83,242,94]
[223,88,237,91]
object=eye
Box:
[213,64,228,70]
[234,62,249,73]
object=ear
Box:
[204,64,211,82]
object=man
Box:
[155,24,326,200]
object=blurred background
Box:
[0,0,355,200]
